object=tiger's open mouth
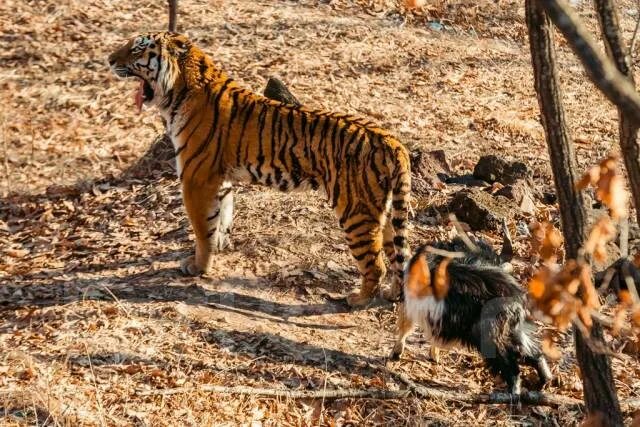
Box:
[134,78,155,114]
[112,66,155,114]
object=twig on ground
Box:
[98,284,131,318]
[1,114,9,197]
[136,380,583,409]
[392,370,582,408]
[320,347,328,424]
[137,385,409,399]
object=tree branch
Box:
[593,0,640,227]
[536,0,640,124]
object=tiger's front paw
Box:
[210,230,232,252]
[180,255,205,276]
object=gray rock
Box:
[473,155,530,184]
[449,189,518,231]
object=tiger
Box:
[108,32,411,307]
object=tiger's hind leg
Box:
[381,217,402,301]
[341,214,386,307]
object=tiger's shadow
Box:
[2,259,392,329]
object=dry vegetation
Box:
[2,0,640,425]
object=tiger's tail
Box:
[389,146,411,285]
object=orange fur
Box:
[406,253,431,299]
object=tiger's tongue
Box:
[134,79,144,114]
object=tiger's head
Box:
[108,32,191,112]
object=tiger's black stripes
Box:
[175,86,213,157]
[268,106,282,186]
[179,79,227,179]
[161,88,174,109]
[169,86,189,126]
[235,99,256,164]
[255,103,269,180]
[182,78,233,180]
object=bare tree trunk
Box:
[527,1,589,256]
[168,0,178,32]
[594,0,640,226]
[526,1,623,424]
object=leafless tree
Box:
[168,0,178,32]
[526,0,638,424]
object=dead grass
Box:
[2,0,640,425]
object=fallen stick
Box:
[137,385,408,400]
[393,371,582,409]
[136,380,583,408]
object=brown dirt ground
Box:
[2,0,640,425]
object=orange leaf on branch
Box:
[584,216,616,263]
[530,221,563,262]
[527,260,599,331]
[576,165,601,190]
[578,154,628,220]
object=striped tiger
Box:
[108,32,411,307]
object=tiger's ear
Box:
[172,36,190,50]
[164,33,191,58]
[406,253,431,299]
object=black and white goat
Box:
[390,237,552,394]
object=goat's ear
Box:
[406,253,431,299]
